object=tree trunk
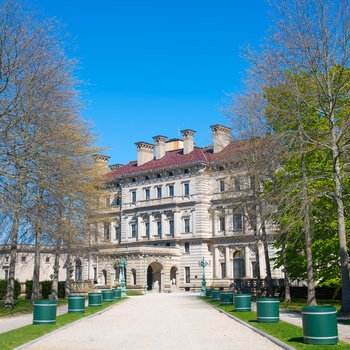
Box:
[332,135,350,313]
[301,150,316,306]
[65,253,73,297]
[281,233,291,303]
[51,245,61,301]
[3,212,19,310]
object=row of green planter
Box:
[32,289,122,326]
[206,289,338,346]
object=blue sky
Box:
[33,0,270,165]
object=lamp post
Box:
[116,258,128,298]
[198,257,210,296]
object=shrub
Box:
[41,280,52,299]
[0,279,21,299]
[0,280,6,299]
[58,281,65,299]
[25,280,32,299]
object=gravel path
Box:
[19,293,283,350]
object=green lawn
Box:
[203,298,350,350]
[0,298,124,350]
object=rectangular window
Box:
[185,267,190,283]
[219,217,225,231]
[169,220,174,234]
[21,256,26,262]
[45,257,50,263]
[184,242,190,253]
[157,187,162,198]
[157,221,162,235]
[104,224,110,241]
[115,223,121,240]
[234,179,241,191]
[234,259,245,278]
[132,191,136,203]
[5,256,9,263]
[252,262,259,278]
[184,183,190,195]
[131,223,137,238]
[145,189,150,200]
[221,263,226,278]
[184,218,190,233]
[233,214,243,230]
[220,180,225,192]
[169,185,174,197]
[145,222,150,237]
[4,269,8,280]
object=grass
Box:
[0,298,124,350]
[0,298,68,317]
[203,298,350,350]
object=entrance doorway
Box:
[147,262,163,292]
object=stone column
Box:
[225,246,232,278]
[214,246,220,277]
[174,207,181,238]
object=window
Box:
[131,224,137,238]
[75,260,82,281]
[184,218,190,233]
[169,185,174,197]
[132,178,136,182]
[185,267,190,283]
[219,217,225,231]
[169,220,174,234]
[250,176,256,190]
[145,188,150,200]
[220,180,225,192]
[104,224,110,241]
[145,222,150,237]
[4,269,8,280]
[184,242,190,253]
[157,173,161,178]
[233,214,243,230]
[234,179,241,191]
[131,191,136,203]
[157,221,162,235]
[157,187,162,198]
[115,223,121,240]
[221,263,226,278]
[168,171,174,176]
[21,256,26,262]
[184,169,189,174]
[5,256,9,263]
[184,183,190,195]
[252,262,259,278]
[45,257,50,263]
[145,176,149,181]
[233,251,245,278]
[112,196,121,206]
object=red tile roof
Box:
[105,141,245,180]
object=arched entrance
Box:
[147,261,163,292]
[170,266,178,286]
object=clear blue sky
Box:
[32,0,270,165]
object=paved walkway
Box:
[0,293,349,349]
[17,293,283,350]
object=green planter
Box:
[220,292,234,305]
[88,292,102,306]
[205,289,212,298]
[234,294,251,312]
[211,290,221,301]
[257,297,279,322]
[302,306,338,345]
[113,289,121,299]
[102,289,113,302]
[68,295,85,313]
[33,300,57,325]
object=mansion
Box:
[0,124,283,293]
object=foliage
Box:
[25,280,32,300]
[41,281,52,299]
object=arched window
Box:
[233,251,245,278]
[131,268,136,285]
[75,259,82,281]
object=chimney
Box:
[93,154,110,175]
[210,124,232,153]
[152,135,167,160]
[180,129,196,155]
[135,142,154,166]
[109,164,123,171]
